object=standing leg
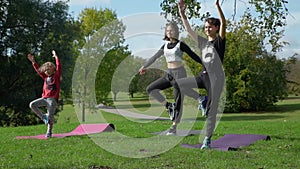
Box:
[202,73,225,149]
[45,98,57,137]
[166,67,202,135]
[205,74,224,138]
[165,68,186,135]
[171,67,188,124]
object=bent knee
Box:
[29,101,38,109]
[146,86,152,94]
[29,102,34,109]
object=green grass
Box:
[0,96,300,169]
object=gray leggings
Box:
[146,66,199,123]
[176,72,225,138]
[29,98,57,133]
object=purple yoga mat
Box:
[182,134,270,151]
[16,123,115,140]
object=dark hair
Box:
[205,17,220,27]
[163,22,179,41]
[205,17,221,31]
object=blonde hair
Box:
[39,62,55,72]
[163,22,180,41]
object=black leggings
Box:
[146,66,199,123]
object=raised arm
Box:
[52,50,57,59]
[27,53,46,78]
[216,0,226,39]
[52,50,62,75]
[27,53,36,63]
[178,0,198,42]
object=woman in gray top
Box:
[178,0,226,149]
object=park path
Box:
[96,104,169,120]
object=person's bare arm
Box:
[178,0,198,42]
[216,0,226,39]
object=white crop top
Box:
[164,41,183,62]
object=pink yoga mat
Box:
[16,123,115,140]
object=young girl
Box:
[178,0,226,149]
[27,50,62,138]
[139,22,204,135]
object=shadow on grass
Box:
[114,95,149,102]
[283,96,300,100]
[182,114,285,122]
[115,103,162,109]
[219,114,285,121]
[269,103,300,113]
[182,113,286,121]
[270,136,300,144]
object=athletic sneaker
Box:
[42,114,48,125]
[166,102,176,121]
[198,96,208,117]
[166,125,177,136]
[45,132,52,138]
[201,137,211,149]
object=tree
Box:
[0,0,78,126]
[285,56,300,96]
[73,8,128,121]
[127,56,147,98]
[110,53,141,100]
[224,16,288,112]
[96,45,132,103]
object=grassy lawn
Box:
[0,95,299,168]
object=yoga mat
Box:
[182,134,270,151]
[16,123,115,140]
[152,130,203,136]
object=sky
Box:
[67,0,300,59]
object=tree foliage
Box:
[0,0,78,126]
[160,0,289,53]
[160,0,209,24]
[224,17,289,112]
[285,57,300,96]
[78,8,117,37]
[96,45,131,103]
